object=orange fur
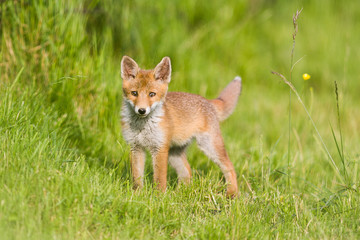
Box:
[121,56,242,197]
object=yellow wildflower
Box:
[302,73,311,80]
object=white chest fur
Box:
[121,101,165,152]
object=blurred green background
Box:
[1,0,359,239]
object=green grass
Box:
[1,0,359,239]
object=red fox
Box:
[121,56,242,197]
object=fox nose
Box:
[138,108,146,115]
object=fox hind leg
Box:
[196,130,238,197]
[168,146,192,184]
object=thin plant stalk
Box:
[334,82,344,162]
[287,9,302,188]
[333,81,348,182]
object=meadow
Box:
[0,0,359,239]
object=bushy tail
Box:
[210,76,242,121]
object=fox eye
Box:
[131,91,138,96]
[149,92,156,97]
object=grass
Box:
[1,0,360,239]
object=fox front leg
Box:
[152,147,169,192]
[130,147,146,189]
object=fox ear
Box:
[154,57,171,83]
[121,56,139,80]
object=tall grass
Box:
[272,8,359,224]
[1,0,360,239]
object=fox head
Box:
[121,56,171,117]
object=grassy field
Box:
[1,0,359,239]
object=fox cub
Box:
[121,56,241,197]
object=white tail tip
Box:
[234,76,242,82]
